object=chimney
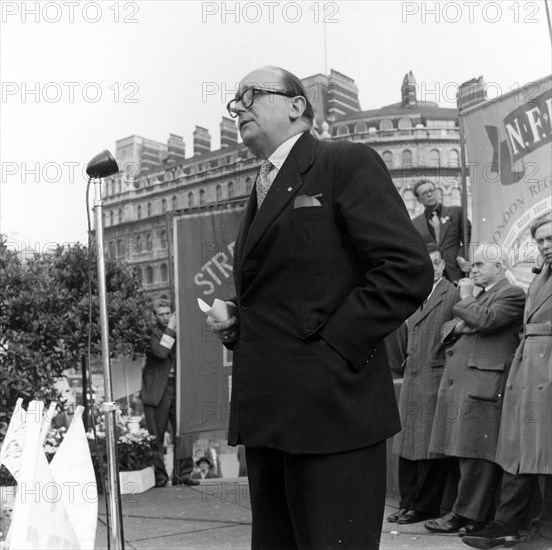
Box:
[167,134,186,163]
[457,76,487,111]
[193,126,211,156]
[220,117,238,148]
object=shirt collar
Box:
[267,132,304,172]
[426,203,442,219]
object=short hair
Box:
[264,66,315,122]
[413,180,435,198]
[474,242,509,270]
[530,212,552,238]
[153,298,171,313]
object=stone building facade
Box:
[101,70,466,299]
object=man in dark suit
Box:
[426,244,526,534]
[140,299,199,487]
[390,250,459,525]
[210,66,433,549]
[411,180,471,282]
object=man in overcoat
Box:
[210,66,433,549]
[390,250,460,524]
[140,299,199,487]
[411,180,471,282]
[426,243,526,533]
[463,214,552,550]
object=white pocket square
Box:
[294,194,322,208]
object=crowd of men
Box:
[389,185,551,550]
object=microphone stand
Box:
[93,177,125,550]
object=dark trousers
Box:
[398,456,453,516]
[453,458,502,522]
[144,378,192,484]
[497,472,552,538]
[246,442,386,550]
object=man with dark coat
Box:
[411,179,471,282]
[210,66,433,549]
[390,250,460,525]
[140,299,199,487]
[463,213,552,550]
[426,243,526,534]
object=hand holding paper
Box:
[198,298,238,344]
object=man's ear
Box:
[288,96,307,121]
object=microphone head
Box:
[86,150,119,179]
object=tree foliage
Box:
[0,237,152,425]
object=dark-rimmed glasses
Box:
[226,86,298,118]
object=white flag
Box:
[0,398,25,482]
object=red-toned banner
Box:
[174,207,245,435]
[462,75,552,288]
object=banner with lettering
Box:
[461,74,551,288]
[174,206,245,434]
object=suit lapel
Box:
[414,278,447,325]
[413,215,432,243]
[439,205,451,245]
[477,277,508,305]
[239,132,316,269]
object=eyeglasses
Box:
[226,86,298,118]
[418,188,436,198]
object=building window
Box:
[354,122,367,134]
[117,239,123,257]
[161,231,167,249]
[402,150,413,166]
[160,263,168,282]
[136,268,142,284]
[199,188,206,205]
[380,119,393,131]
[429,149,440,165]
[109,241,115,259]
[216,184,222,202]
[162,198,167,214]
[118,209,123,224]
[146,266,154,285]
[219,158,226,167]
[146,233,153,252]
[137,205,142,220]
[136,235,142,253]
[147,202,152,217]
[336,125,349,136]
[110,211,114,226]
[382,151,393,169]
[449,149,459,166]
[228,181,234,199]
[245,177,253,194]
[172,195,177,210]
[398,118,412,130]
[188,192,194,207]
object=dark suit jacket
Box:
[412,205,470,282]
[429,278,525,461]
[227,132,433,454]
[140,323,176,407]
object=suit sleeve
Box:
[452,286,526,334]
[319,144,434,370]
[147,326,176,360]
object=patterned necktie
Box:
[430,211,441,243]
[256,160,274,209]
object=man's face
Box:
[471,250,501,288]
[154,306,171,327]
[429,252,445,282]
[233,68,295,159]
[535,222,552,266]
[199,461,209,472]
[415,182,439,211]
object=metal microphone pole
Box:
[93,176,125,550]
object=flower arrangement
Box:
[440,215,450,224]
[86,413,156,473]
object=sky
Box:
[1,0,551,248]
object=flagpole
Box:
[457,106,470,265]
